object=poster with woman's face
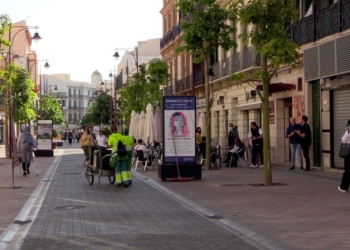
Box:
[163,97,196,164]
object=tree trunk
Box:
[204,54,212,171]
[261,54,272,185]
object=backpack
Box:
[117,140,127,157]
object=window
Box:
[88,90,90,96]
[79,113,81,120]
[62,100,66,107]
[68,113,72,122]
[297,77,303,91]
[68,89,71,95]
[69,101,71,107]
[74,101,77,107]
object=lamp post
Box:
[41,82,57,118]
[113,48,136,132]
[113,47,139,75]
[4,25,42,189]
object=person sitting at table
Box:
[134,139,152,166]
[226,137,245,167]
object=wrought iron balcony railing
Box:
[289,0,350,46]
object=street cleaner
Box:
[122,128,134,184]
[108,125,130,187]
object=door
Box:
[312,81,321,167]
[332,88,350,168]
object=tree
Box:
[175,0,237,170]
[0,14,12,158]
[40,95,65,124]
[232,0,300,185]
[0,14,12,61]
[10,65,36,124]
[118,59,169,124]
[83,92,113,126]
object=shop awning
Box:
[256,83,296,94]
[237,101,261,111]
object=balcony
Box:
[160,14,192,49]
[163,85,174,96]
[211,47,261,81]
[175,75,191,94]
[289,0,350,46]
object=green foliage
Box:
[83,92,113,126]
[119,59,170,124]
[231,0,300,80]
[52,129,58,138]
[40,95,65,124]
[103,126,111,137]
[175,0,237,61]
[0,64,36,124]
[0,14,12,61]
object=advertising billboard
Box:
[37,120,53,150]
[163,96,196,164]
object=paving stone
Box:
[21,146,255,249]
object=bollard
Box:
[216,144,221,168]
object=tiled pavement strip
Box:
[1,142,350,249]
[136,162,350,250]
[11,145,261,250]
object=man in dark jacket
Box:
[296,115,312,171]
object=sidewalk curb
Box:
[132,170,286,250]
[0,149,64,250]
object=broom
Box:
[170,129,189,182]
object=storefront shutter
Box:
[333,88,350,168]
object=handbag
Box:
[339,144,350,158]
[339,131,350,158]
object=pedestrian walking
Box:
[296,115,312,171]
[108,125,130,187]
[17,126,36,176]
[68,130,73,144]
[196,127,202,162]
[223,123,239,163]
[96,130,107,148]
[338,120,350,192]
[80,129,95,160]
[286,117,303,170]
[123,128,135,184]
[248,122,263,169]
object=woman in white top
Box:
[339,120,350,192]
[96,130,107,148]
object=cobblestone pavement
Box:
[20,146,257,250]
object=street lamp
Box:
[3,25,42,189]
[113,47,139,75]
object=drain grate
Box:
[41,180,51,182]
[54,205,86,210]
[247,183,287,187]
[61,173,81,175]
[221,184,245,187]
[205,214,224,220]
[13,220,32,225]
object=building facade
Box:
[160,0,350,171]
[39,72,101,130]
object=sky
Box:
[2,0,163,82]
